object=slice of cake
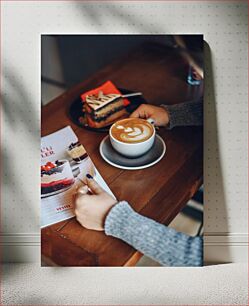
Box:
[81,81,130,128]
[41,160,75,195]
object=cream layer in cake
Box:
[85,91,121,110]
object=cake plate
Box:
[68,88,147,132]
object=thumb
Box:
[130,104,148,119]
[130,108,140,118]
[86,174,104,195]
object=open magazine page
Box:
[41,126,114,228]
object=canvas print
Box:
[41,35,203,266]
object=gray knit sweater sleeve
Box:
[105,201,203,267]
[161,99,203,129]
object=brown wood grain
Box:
[41,43,203,266]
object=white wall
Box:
[1,1,248,263]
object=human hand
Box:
[130,104,169,127]
[74,174,117,231]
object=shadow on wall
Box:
[2,3,168,272]
[204,42,230,263]
[1,68,40,233]
[3,2,233,271]
[73,2,164,34]
[2,67,39,269]
[50,2,170,87]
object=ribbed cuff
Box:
[161,100,203,129]
[104,201,136,239]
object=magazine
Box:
[41,126,114,228]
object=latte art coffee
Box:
[111,118,154,143]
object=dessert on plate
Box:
[81,81,130,128]
[41,160,75,195]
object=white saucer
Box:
[99,135,166,170]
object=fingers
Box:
[77,185,89,195]
[130,104,148,119]
[130,108,140,118]
[74,184,88,204]
[86,174,104,195]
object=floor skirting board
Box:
[1,233,248,263]
[204,233,248,263]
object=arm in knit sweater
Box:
[161,98,203,129]
[105,202,203,267]
[104,100,203,266]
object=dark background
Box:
[41,35,174,91]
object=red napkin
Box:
[81,80,130,107]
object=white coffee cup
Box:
[109,118,156,158]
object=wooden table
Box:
[41,43,203,266]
